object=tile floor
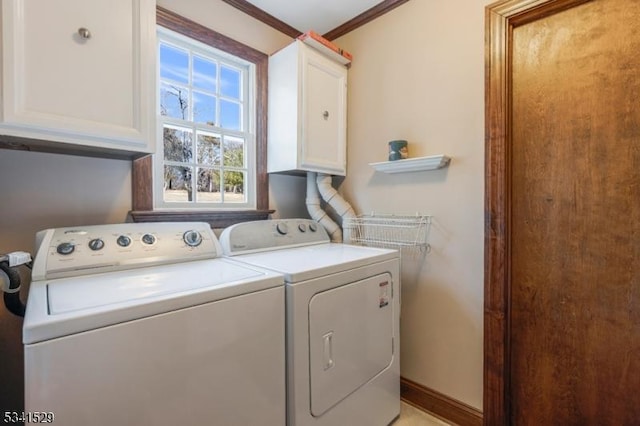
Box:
[393,402,451,426]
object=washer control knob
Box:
[276,223,289,235]
[141,233,156,245]
[56,242,75,256]
[309,223,318,232]
[298,223,307,233]
[88,238,104,251]
[183,230,203,247]
[117,235,131,247]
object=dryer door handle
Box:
[322,332,334,371]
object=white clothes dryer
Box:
[24,222,285,426]
[220,219,401,426]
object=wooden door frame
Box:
[483,0,593,424]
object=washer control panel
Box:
[220,219,329,255]
[32,222,219,280]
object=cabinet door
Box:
[0,0,155,156]
[300,45,347,175]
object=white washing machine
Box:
[24,222,285,426]
[220,219,401,426]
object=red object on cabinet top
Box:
[297,30,352,66]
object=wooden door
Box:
[485,0,640,424]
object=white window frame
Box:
[154,26,257,210]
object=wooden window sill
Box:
[129,209,274,229]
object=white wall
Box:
[334,0,490,409]
[157,0,291,55]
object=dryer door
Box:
[308,272,394,416]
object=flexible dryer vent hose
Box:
[305,172,357,243]
[315,173,357,243]
[305,172,342,242]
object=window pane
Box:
[160,83,190,120]
[163,126,193,162]
[220,66,241,99]
[164,165,193,202]
[160,43,189,84]
[193,56,217,92]
[223,171,245,203]
[193,91,216,125]
[196,168,221,203]
[220,100,241,131]
[197,132,221,166]
[223,136,244,167]
[156,26,257,209]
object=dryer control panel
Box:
[32,222,219,280]
[220,219,329,255]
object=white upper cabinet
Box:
[0,0,156,158]
[268,40,347,176]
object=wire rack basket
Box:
[343,213,432,254]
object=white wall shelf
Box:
[369,155,451,174]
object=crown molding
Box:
[323,0,409,40]
[222,0,410,41]
[220,0,302,38]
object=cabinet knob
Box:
[77,27,91,40]
[323,110,329,120]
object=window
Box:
[157,28,254,208]
[131,7,271,227]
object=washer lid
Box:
[48,259,268,314]
[24,258,284,344]
[233,243,398,282]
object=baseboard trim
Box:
[400,377,483,426]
